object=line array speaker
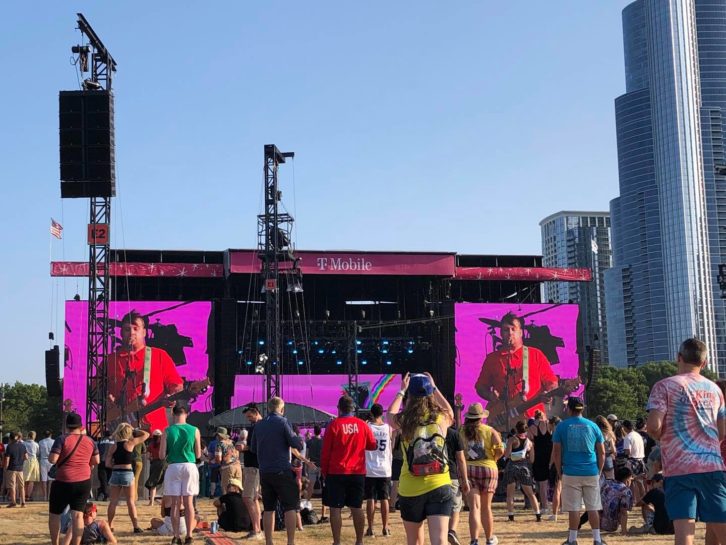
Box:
[59,90,116,198]
[45,345,61,397]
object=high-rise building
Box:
[606,0,724,373]
[540,212,612,364]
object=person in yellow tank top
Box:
[387,372,454,545]
[460,403,504,545]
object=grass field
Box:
[0,498,697,545]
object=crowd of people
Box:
[1,336,726,545]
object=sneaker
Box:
[469,540,479,545]
[560,541,578,545]
[184,537,193,545]
[382,528,391,537]
[171,539,182,545]
[536,513,542,522]
[318,516,329,524]
[593,541,607,545]
[365,528,375,537]
[547,514,558,522]
[133,527,144,534]
[507,514,514,522]
[448,530,461,545]
[486,537,499,545]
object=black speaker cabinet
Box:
[45,345,61,397]
[59,90,116,198]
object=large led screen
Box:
[64,301,213,426]
[455,303,581,428]
[232,373,402,418]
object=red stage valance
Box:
[454,267,591,282]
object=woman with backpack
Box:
[388,372,454,545]
[504,420,541,522]
[460,403,504,545]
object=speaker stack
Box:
[59,90,116,198]
[45,345,61,397]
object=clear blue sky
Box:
[0,1,632,385]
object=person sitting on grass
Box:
[62,502,116,545]
[631,473,674,535]
[578,466,634,535]
[213,478,250,532]
[150,495,188,537]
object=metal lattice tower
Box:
[258,144,295,400]
[73,13,117,437]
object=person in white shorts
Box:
[38,430,55,501]
[552,397,606,545]
[161,404,201,545]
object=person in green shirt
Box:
[160,405,201,545]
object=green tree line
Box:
[0,382,63,436]
[585,361,717,420]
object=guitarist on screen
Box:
[474,312,559,428]
[107,310,184,431]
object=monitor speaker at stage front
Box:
[45,345,61,397]
[59,90,116,198]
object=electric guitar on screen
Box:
[486,377,580,430]
[106,378,210,431]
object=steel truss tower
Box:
[258,145,297,400]
[74,13,117,437]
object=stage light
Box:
[386,360,392,366]
[246,360,253,366]
[298,361,304,366]
[382,340,389,345]
[288,340,294,346]
[312,341,319,346]
[287,278,304,293]
[331,349,337,355]
[73,294,81,301]
[407,349,414,354]
[336,360,343,365]
[255,354,268,374]
[292,350,298,355]
[361,360,368,365]
[382,349,389,354]
[82,79,102,91]
[356,340,362,345]
[258,340,265,346]
[325,310,331,319]
[356,349,362,354]
[317,349,325,354]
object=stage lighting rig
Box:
[255,354,269,374]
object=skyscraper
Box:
[606,0,724,373]
[540,211,612,364]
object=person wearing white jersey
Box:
[365,403,393,537]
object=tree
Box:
[1,382,63,436]
[585,361,715,421]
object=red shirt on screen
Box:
[475,345,558,418]
[321,415,377,476]
[107,346,183,432]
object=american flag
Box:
[50,218,63,239]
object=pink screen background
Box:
[232,373,402,417]
[454,303,581,413]
[64,301,213,422]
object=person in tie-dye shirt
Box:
[646,337,726,545]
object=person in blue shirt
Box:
[250,396,304,545]
[552,397,605,545]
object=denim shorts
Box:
[109,469,134,487]
[664,470,726,523]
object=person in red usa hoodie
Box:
[321,396,377,545]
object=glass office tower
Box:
[606,0,723,372]
[540,212,612,364]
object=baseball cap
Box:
[66,412,82,429]
[567,397,585,410]
[152,429,162,436]
[607,414,618,421]
[408,374,435,398]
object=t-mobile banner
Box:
[232,373,402,417]
[64,301,213,424]
[454,303,581,425]
[228,250,456,276]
